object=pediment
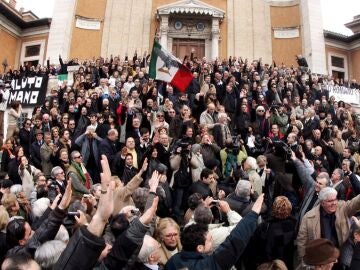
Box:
[157,0,225,18]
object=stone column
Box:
[211,18,220,60]
[160,15,169,49]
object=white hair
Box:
[35,240,66,269]
[245,157,258,170]
[319,187,337,202]
[235,180,251,197]
[32,198,50,218]
[51,166,63,178]
[10,184,23,195]
[138,235,159,263]
[54,225,69,243]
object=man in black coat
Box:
[154,133,172,181]
[50,166,67,195]
[30,129,44,170]
[188,168,215,199]
[99,129,119,166]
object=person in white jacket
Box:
[186,200,242,250]
[0,82,10,146]
[18,155,41,200]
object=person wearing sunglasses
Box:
[66,151,92,200]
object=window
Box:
[25,45,41,57]
[331,56,344,68]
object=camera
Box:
[270,104,279,112]
[273,140,292,160]
[47,180,58,202]
[67,211,80,220]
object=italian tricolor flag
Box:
[149,39,193,92]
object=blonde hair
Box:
[1,193,17,213]
[257,259,288,270]
[155,217,180,241]
[0,205,9,231]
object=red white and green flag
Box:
[149,39,193,92]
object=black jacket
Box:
[99,137,118,166]
[7,207,66,258]
[165,211,259,270]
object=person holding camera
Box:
[170,140,192,222]
[74,126,102,184]
[270,104,289,136]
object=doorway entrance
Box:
[172,38,205,61]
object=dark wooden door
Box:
[172,38,205,61]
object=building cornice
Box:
[157,0,225,19]
[0,1,51,29]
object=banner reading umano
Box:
[9,75,48,108]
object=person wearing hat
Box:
[297,187,360,266]
[254,105,270,138]
[301,239,339,270]
[30,129,44,170]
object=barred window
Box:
[331,56,344,68]
[25,45,41,57]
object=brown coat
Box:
[112,174,142,215]
[297,194,360,257]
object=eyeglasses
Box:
[57,171,65,175]
[164,233,178,239]
[157,115,164,118]
[74,155,82,159]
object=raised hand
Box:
[252,193,264,214]
[139,197,159,225]
[140,158,148,174]
[100,155,111,190]
[58,179,72,210]
[149,171,161,193]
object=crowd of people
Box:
[0,51,359,270]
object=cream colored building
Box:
[45,0,327,74]
[0,0,51,71]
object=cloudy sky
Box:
[17,0,360,35]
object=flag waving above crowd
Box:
[149,39,193,92]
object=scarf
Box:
[71,162,91,189]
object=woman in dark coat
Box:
[242,196,296,270]
[7,146,25,185]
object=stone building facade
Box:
[46,0,322,70]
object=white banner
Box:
[75,18,101,30]
[323,85,360,105]
[274,28,299,39]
